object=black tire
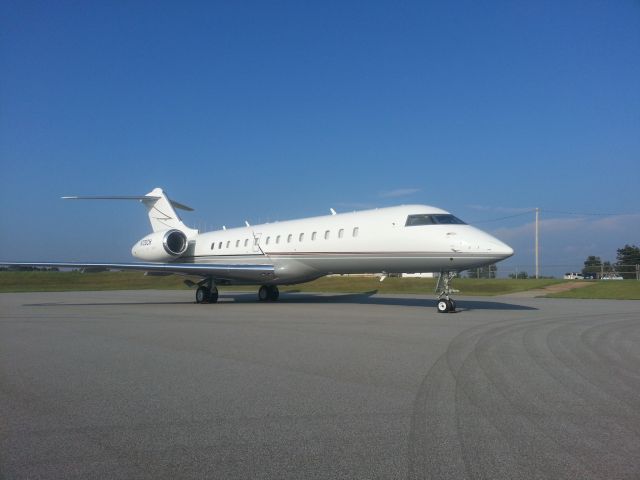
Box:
[209,286,219,303]
[258,285,269,301]
[196,286,210,304]
[449,299,456,312]
[437,300,449,313]
[268,286,280,301]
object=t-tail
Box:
[63,187,199,262]
[63,187,198,236]
[140,187,197,234]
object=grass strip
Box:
[545,281,640,300]
[0,271,564,297]
[278,276,563,296]
[0,271,187,292]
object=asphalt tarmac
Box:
[1,290,639,479]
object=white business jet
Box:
[4,188,513,312]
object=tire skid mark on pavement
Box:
[408,312,640,480]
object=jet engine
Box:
[132,229,189,262]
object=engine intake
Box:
[163,229,188,256]
[132,229,189,262]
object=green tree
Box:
[582,255,601,276]
[616,244,640,279]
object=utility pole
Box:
[535,208,539,279]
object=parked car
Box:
[563,273,584,280]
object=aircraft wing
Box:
[0,262,275,283]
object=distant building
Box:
[402,272,435,278]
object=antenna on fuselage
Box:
[330,208,336,215]
[245,220,250,227]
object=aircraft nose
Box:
[489,241,514,259]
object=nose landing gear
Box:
[435,271,458,313]
[437,298,456,313]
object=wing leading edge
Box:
[0,262,275,283]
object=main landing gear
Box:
[435,271,458,313]
[258,285,280,302]
[194,277,219,304]
[190,279,280,304]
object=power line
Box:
[470,210,536,223]
[542,209,638,217]
[470,208,638,224]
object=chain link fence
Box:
[478,263,640,280]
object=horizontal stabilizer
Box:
[62,195,194,211]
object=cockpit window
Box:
[405,214,435,226]
[405,214,466,226]
[432,214,466,224]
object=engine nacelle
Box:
[132,229,189,262]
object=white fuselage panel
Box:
[175,205,513,284]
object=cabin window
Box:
[311,232,317,241]
[276,235,281,244]
[235,240,240,247]
[299,233,304,242]
[324,230,330,240]
[211,242,215,250]
[226,241,230,248]
[265,236,270,245]
[353,227,359,237]
[244,238,249,247]
[218,241,223,249]
[254,237,259,245]
[338,228,344,238]
[287,234,292,243]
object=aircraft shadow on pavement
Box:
[229,291,538,311]
[22,291,537,311]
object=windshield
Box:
[405,214,466,226]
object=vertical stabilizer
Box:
[142,188,198,236]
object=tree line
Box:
[465,244,639,280]
[582,244,640,280]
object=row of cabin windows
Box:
[210,227,359,250]
[211,239,246,250]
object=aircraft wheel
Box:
[258,285,269,302]
[449,299,456,312]
[437,300,449,313]
[268,286,280,301]
[196,286,210,304]
[209,286,219,303]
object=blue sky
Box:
[1,0,639,276]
